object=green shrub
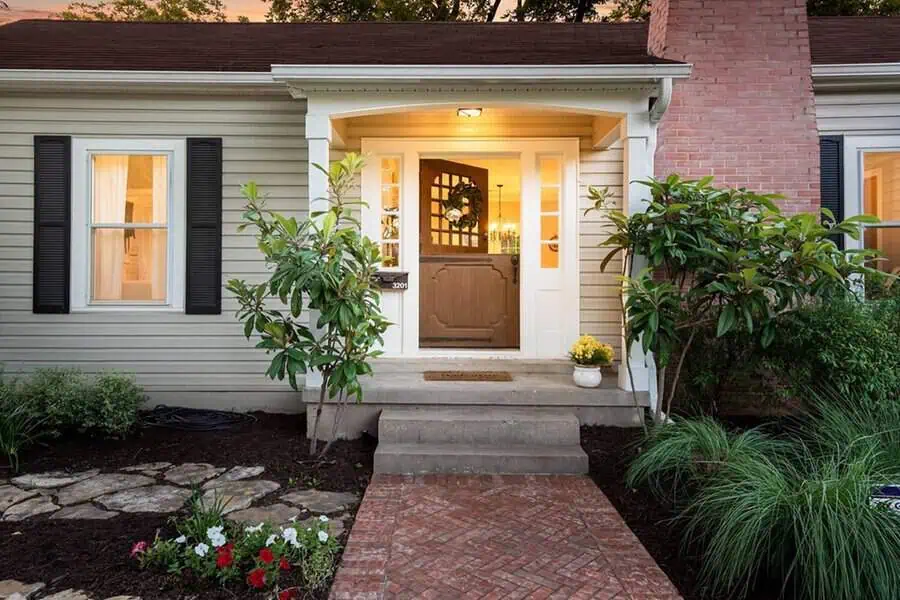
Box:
[629,398,900,600]
[766,298,900,402]
[19,367,91,436]
[0,373,45,472]
[88,372,143,436]
[16,367,143,437]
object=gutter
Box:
[812,62,900,90]
[649,77,673,123]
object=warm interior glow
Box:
[863,152,900,274]
[456,107,483,118]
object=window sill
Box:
[71,305,185,313]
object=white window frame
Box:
[844,135,900,251]
[70,138,186,311]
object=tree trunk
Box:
[308,372,329,455]
[486,0,503,20]
[665,328,698,420]
[655,362,667,423]
[574,0,589,21]
[515,0,526,21]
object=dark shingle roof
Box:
[1,17,898,72]
[0,20,678,71]
[808,16,900,65]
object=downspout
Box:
[649,77,673,124]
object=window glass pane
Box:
[92,154,167,224]
[541,215,559,242]
[381,158,400,185]
[381,242,399,268]
[865,228,900,274]
[381,215,398,240]
[539,157,561,186]
[541,243,559,269]
[92,228,167,301]
[863,152,900,221]
[541,188,559,213]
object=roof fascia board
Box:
[271,63,693,83]
[0,69,278,85]
[813,63,900,90]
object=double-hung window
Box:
[71,139,186,310]
[861,150,900,276]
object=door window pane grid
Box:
[539,156,562,269]
[428,172,480,248]
[380,157,401,268]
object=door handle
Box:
[511,254,520,286]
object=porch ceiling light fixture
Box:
[457,107,483,118]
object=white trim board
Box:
[360,137,580,359]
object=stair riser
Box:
[374,451,588,475]
[370,359,578,376]
[379,420,580,446]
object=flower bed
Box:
[0,412,375,599]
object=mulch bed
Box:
[0,412,376,599]
[582,425,786,600]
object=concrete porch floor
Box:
[329,474,682,600]
[303,359,650,440]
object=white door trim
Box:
[361,137,580,358]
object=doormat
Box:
[423,370,514,382]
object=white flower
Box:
[318,530,329,543]
[318,515,329,523]
[206,525,227,548]
[174,535,187,544]
[281,527,300,548]
[194,543,210,557]
[244,522,264,534]
[265,534,277,547]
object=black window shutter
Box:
[186,138,223,314]
[33,136,71,314]
[820,135,845,250]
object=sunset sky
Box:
[8,0,527,22]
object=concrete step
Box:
[370,358,614,376]
[374,442,589,475]
[379,408,580,446]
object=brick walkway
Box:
[330,474,682,600]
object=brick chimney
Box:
[649,0,820,213]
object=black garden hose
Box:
[141,405,257,432]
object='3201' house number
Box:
[374,272,409,290]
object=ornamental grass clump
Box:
[135,491,340,596]
[568,335,614,366]
[628,395,900,600]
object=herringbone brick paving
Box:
[330,474,682,600]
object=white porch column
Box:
[304,112,332,389]
[618,112,655,403]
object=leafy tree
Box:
[62,0,228,22]
[807,0,900,15]
[228,154,389,457]
[591,176,879,423]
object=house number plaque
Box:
[374,271,409,291]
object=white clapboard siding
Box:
[816,90,900,136]
[0,92,308,410]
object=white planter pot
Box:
[573,365,602,388]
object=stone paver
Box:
[202,466,264,489]
[328,475,682,600]
[41,590,91,600]
[0,579,44,599]
[57,474,154,506]
[2,497,59,521]
[201,480,280,514]
[164,463,226,486]
[0,485,37,512]
[97,485,192,513]
[226,503,300,526]
[51,504,118,520]
[11,469,99,490]
[281,489,359,514]
[120,462,172,473]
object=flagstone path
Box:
[329,474,682,600]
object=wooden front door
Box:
[419,159,520,348]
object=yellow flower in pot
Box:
[568,335,614,388]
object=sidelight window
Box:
[380,157,401,269]
[539,156,561,269]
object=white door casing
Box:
[361,138,580,358]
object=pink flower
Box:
[130,541,148,559]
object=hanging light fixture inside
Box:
[457,107,483,118]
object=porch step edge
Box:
[374,442,589,475]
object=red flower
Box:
[218,543,235,555]
[247,567,267,589]
[216,551,233,569]
[278,588,297,600]
[130,541,148,559]
[279,557,291,571]
[259,547,275,565]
